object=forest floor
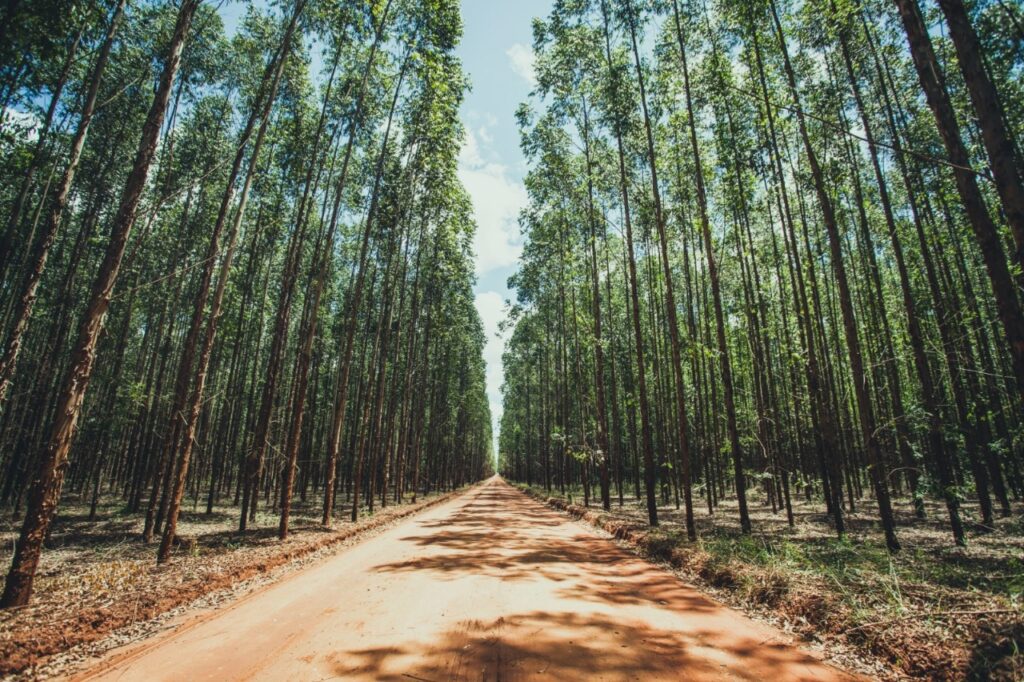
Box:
[44,477,854,681]
[0,487,463,678]
[517,482,1024,680]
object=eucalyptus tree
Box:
[0,0,492,604]
[158,0,307,564]
[2,0,201,607]
[500,0,1023,553]
[534,15,615,511]
[668,0,749,535]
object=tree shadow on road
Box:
[329,609,845,681]
[360,481,852,680]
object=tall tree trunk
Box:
[771,0,899,551]
[841,13,965,545]
[0,0,126,405]
[0,26,82,279]
[581,101,611,511]
[1,0,199,607]
[599,0,658,526]
[623,0,697,536]
[157,5,297,563]
[316,4,397,524]
[748,19,845,535]
[324,39,408,527]
[891,0,1024,404]
[672,0,745,535]
[935,0,1024,274]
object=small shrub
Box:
[743,567,791,606]
[699,556,738,588]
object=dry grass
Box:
[520,484,1024,680]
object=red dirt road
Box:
[73,477,854,681]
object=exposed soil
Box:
[0,489,463,678]
[61,476,857,681]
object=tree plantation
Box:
[496,0,1024,673]
[1,0,1023,679]
[500,0,1024,547]
[0,0,491,610]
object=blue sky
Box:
[456,0,550,456]
[219,1,551,456]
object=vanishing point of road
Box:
[73,477,855,681]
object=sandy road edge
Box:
[18,484,481,682]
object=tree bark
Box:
[1,0,199,606]
[892,0,1024,404]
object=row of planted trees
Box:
[498,0,1024,553]
[0,0,492,608]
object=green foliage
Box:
[0,0,493,565]
[498,0,1024,564]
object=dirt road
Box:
[73,477,854,681]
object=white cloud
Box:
[474,290,510,449]
[458,126,527,276]
[460,122,484,167]
[506,43,536,87]
[459,112,526,462]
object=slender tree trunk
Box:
[623,0,697,535]
[771,0,899,551]
[672,0,746,535]
[842,15,965,544]
[0,0,126,406]
[318,8,398,524]
[580,101,611,512]
[158,1,305,563]
[0,27,82,279]
[892,0,1024,404]
[747,19,845,534]
[1,0,199,606]
[599,0,658,526]
[936,0,1024,274]
[324,40,408,526]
